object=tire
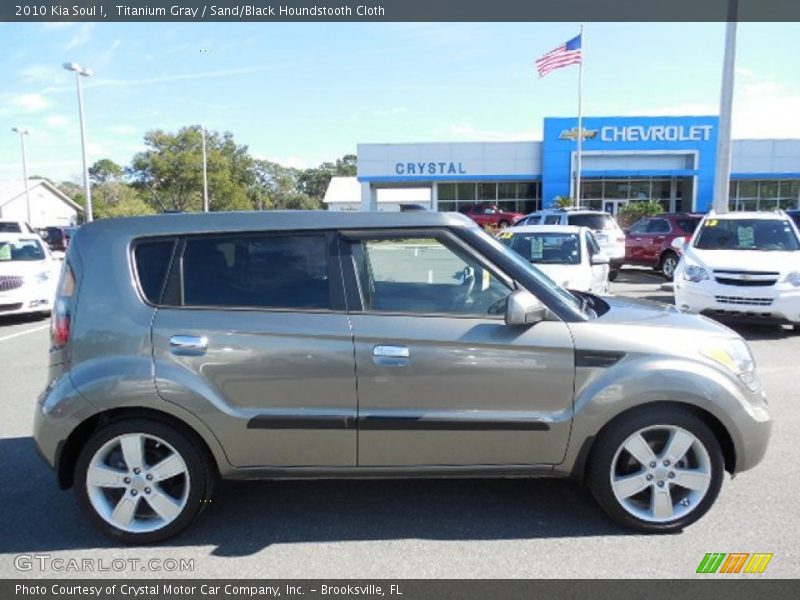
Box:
[74,418,215,544]
[587,406,724,533]
[660,252,679,281]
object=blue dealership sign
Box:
[542,115,719,211]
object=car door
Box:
[625,219,649,263]
[340,229,575,467]
[642,218,672,264]
[151,231,358,468]
[585,231,609,293]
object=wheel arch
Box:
[56,406,223,490]
[570,400,736,485]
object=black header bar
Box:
[3,0,800,22]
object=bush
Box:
[617,199,664,228]
[554,195,574,209]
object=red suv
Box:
[460,204,523,229]
[624,213,702,280]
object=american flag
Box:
[535,34,582,78]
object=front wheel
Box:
[588,406,724,532]
[74,419,215,544]
[660,252,679,281]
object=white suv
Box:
[674,211,800,330]
[515,209,625,279]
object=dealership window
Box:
[729,180,800,212]
[436,181,540,214]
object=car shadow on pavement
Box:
[0,436,631,557]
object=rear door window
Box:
[181,233,331,310]
[134,239,176,304]
[646,219,671,234]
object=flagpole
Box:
[575,24,584,208]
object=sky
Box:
[1,21,799,183]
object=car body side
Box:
[34,212,769,489]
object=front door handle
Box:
[372,345,410,366]
[170,335,208,356]
[373,345,410,358]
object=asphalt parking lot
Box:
[0,269,797,579]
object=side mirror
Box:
[591,253,610,265]
[505,289,548,326]
[671,237,686,251]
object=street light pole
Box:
[201,127,209,212]
[712,0,738,214]
[63,62,94,222]
[11,127,31,225]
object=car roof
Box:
[506,224,585,234]
[75,210,477,239]
[703,211,793,221]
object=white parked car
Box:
[498,225,610,294]
[514,208,625,280]
[0,233,61,317]
[674,211,800,330]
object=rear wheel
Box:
[74,419,214,544]
[588,406,723,532]
[660,251,679,281]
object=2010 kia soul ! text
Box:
[33,211,771,543]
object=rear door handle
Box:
[372,345,410,366]
[170,335,208,356]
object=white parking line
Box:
[0,324,49,343]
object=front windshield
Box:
[474,227,583,313]
[499,231,581,265]
[693,218,800,251]
[0,238,46,261]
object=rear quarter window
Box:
[134,239,176,304]
[568,213,614,230]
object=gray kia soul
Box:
[34,211,771,543]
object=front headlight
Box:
[700,337,760,392]
[683,264,709,283]
[784,271,800,287]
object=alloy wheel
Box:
[609,425,712,523]
[85,433,191,533]
[662,255,678,280]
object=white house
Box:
[0,179,83,228]
[323,176,431,211]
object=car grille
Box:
[0,303,23,313]
[0,276,24,292]
[713,270,779,287]
[715,295,774,306]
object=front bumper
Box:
[0,285,55,316]
[674,280,800,324]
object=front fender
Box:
[558,354,771,475]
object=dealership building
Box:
[328,116,800,215]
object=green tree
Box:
[297,154,358,200]
[92,182,155,219]
[89,159,124,184]
[129,126,255,213]
[617,199,664,228]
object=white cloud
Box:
[65,24,95,50]
[0,93,51,114]
[43,114,71,128]
[20,65,56,84]
[449,123,540,142]
[107,125,138,135]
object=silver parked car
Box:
[34,211,771,543]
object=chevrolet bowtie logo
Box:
[559,127,599,141]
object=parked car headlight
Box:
[784,271,800,287]
[701,338,760,392]
[683,264,709,282]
